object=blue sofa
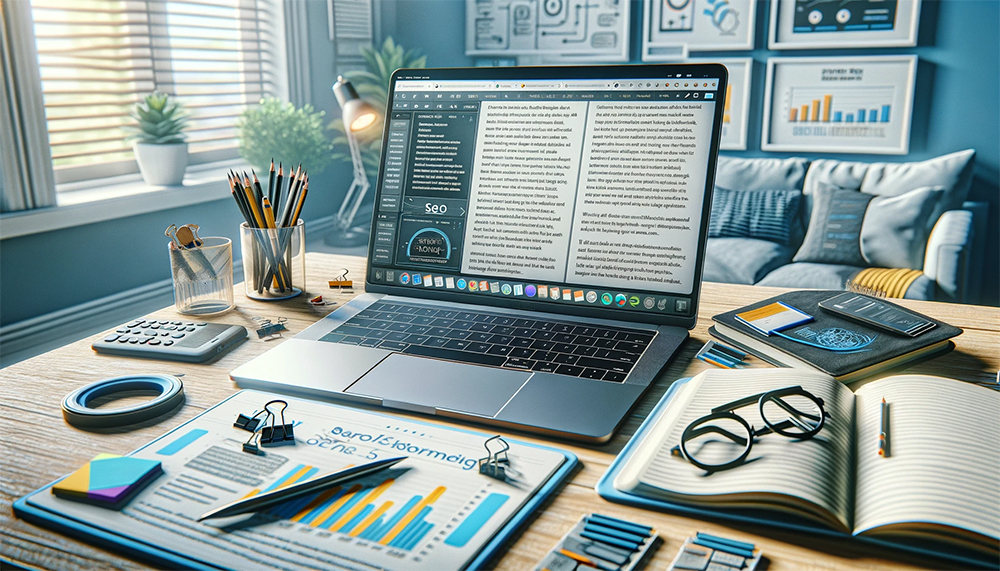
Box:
[703,150,987,303]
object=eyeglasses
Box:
[670,385,829,473]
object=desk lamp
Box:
[327,75,380,247]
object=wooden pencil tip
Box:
[270,159,274,169]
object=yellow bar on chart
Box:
[801,105,809,122]
[310,484,363,528]
[289,486,343,522]
[723,88,732,124]
[379,486,446,545]
[329,479,396,532]
[811,100,820,121]
[823,94,832,122]
[349,501,395,537]
[790,108,798,122]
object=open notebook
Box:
[614,370,999,558]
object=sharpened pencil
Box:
[267,159,275,206]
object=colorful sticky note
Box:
[52,454,162,509]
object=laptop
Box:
[232,64,728,442]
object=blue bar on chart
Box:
[402,521,434,551]
[156,429,208,455]
[444,493,510,548]
[833,111,842,122]
[868,109,878,122]
[317,486,374,530]
[298,487,348,525]
[858,109,867,122]
[340,504,374,534]
[846,113,854,122]
[881,105,891,122]
[361,495,423,542]
[389,506,432,549]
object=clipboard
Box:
[596,378,993,568]
[15,390,577,571]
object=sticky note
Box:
[52,454,162,509]
[735,302,813,336]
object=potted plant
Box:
[237,98,333,174]
[125,92,190,186]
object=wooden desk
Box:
[2,252,997,570]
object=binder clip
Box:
[240,399,295,455]
[478,435,522,483]
[252,316,287,339]
[328,268,353,291]
[259,400,295,447]
[233,410,263,432]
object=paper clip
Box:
[233,410,263,432]
[478,435,522,482]
[175,224,204,249]
[252,316,287,339]
[329,268,353,290]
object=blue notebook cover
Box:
[14,390,577,571]
[596,378,992,569]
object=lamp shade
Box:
[333,76,379,132]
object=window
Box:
[30,0,285,185]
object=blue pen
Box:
[692,538,755,559]
[584,522,648,544]
[581,530,643,551]
[589,514,653,536]
[695,532,755,552]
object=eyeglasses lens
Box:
[684,416,751,468]
[761,394,823,436]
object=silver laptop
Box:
[232,64,728,442]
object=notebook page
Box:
[625,369,856,530]
[853,375,1000,546]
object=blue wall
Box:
[382,0,999,304]
[2,0,996,328]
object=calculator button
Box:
[163,340,173,346]
[197,322,207,326]
[148,339,161,345]
[163,325,175,331]
[185,322,195,326]
[139,337,150,344]
[117,336,130,343]
[149,324,160,329]
[160,332,169,336]
[172,333,186,338]
[171,321,182,325]
[143,330,158,336]
[127,321,141,327]
[186,326,196,332]
[115,328,127,333]
[128,338,140,344]
[104,334,119,342]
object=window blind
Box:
[30,0,283,185]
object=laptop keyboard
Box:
[319,301,655,383]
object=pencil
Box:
[267,159,275,206]
[275,162,283,212]
[878,398,888,457]
[291,176,308,225]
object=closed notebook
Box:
[613,369,1000,560]
[710,290,962,382]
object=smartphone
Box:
[818,293,936,337]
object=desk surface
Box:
[2,252,998,571]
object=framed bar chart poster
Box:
[689,57,752,150]
[768,0,921,49]
[761,56,917,154]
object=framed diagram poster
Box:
[466,0,630,61]
[761,56,917,154]
[768,0,921,49]
[689,57,752,150]
[642,0,756,60]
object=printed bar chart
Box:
[786,91,893,124]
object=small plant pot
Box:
[133,142,189,186]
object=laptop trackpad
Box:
[346,354,530,417]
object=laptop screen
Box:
[365,65,726,326]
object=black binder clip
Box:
[240,400,295,455]
[259,400,295,446]
[233,411,263,432]
[478,435,522,483]
[253,316,287,339]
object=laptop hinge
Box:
[382,400,436,415]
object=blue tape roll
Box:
[62,375,184,428]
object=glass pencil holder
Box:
[240,220,305,300]
[169,236,235,315]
